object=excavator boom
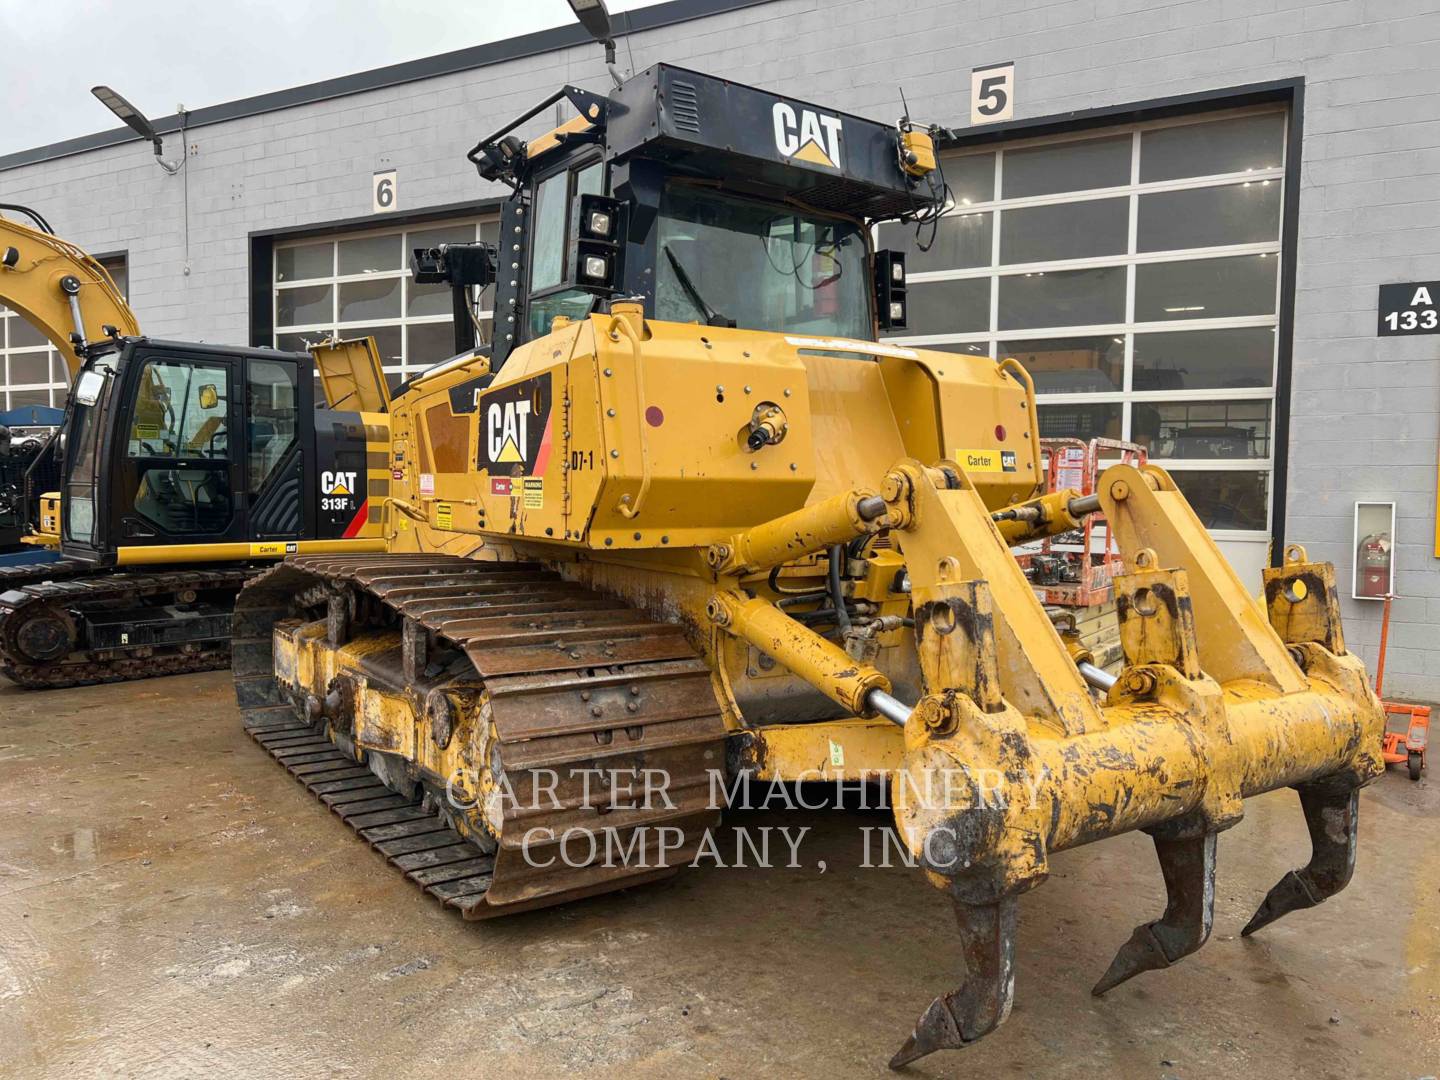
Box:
[0,210,139,376]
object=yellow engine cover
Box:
[387,306,1040,554]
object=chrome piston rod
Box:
[866,668,1112,724]
[1077,661,1117,692]
[867,688,913,726]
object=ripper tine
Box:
[1093,831,1216,997]
[889,897,1016,1070]
[1242,783,1359,937]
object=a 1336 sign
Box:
[1378,281,1440,336]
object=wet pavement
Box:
[1,670,1436,1078]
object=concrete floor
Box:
[0,670,1436,1079]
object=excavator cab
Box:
[58,338,377,564]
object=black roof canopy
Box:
[604,64,928,220]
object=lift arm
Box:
[0,214,139,376]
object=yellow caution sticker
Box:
[523,477,544,509]
[954,448,1018,473]
[435,502,453,530]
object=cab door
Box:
[243,355,306,540]
[115,351,244,548]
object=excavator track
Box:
[0,557,93,588]
[232,553,727,919]
[0,565,253,688]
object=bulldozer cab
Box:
[471,65,938,370]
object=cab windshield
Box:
[655,185,871,339]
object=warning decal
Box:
[522,477,544,509]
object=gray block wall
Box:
[3,0,1437,697]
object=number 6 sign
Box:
[373,170,398,214]
[971,62,1015,125]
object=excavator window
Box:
[655,185,871,340]
[62,366,112,545]
[245,358,298,495]
[126,360,229,460]
[126,358,234,536]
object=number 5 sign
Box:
[1378,281,1440,336]
[373,170,398,214]
[971,61,1015,125]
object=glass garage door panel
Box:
[1004,336,1125,395]
[1134,254,1278,322]
[1132,328,1274,392]
[1038,402,1122,441]
[276,242,332,282]
[1138,182,1281,252]
[997,267,1126,330]
[1001,198,1128,265]
[1140,113,1285,182]
[876,213,991,273]
[906,279,990,335]
[272,218,497,391]
[1002,135,1131,198]
[879,105,1287,546]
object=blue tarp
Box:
[0,548,62,567]
[0,405,63,428]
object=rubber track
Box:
[233,553,727,920]
[0,565,254,688]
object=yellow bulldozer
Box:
[231,60,1385,1068]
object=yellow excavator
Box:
[231,62,1384,1068]
[0,206,392,686]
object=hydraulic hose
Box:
[829,544,852,635]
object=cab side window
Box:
[529,170,568,293]
[526,161,604,339]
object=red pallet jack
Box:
[1374,594,1429,781]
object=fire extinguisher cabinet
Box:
[1353,501,1397,600]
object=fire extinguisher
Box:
[1357,532,1392,598]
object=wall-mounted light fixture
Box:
[91,86,187,174]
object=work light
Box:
[586,208,614,239]
[582,254,610,282]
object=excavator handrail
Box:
[0,214,140,378]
